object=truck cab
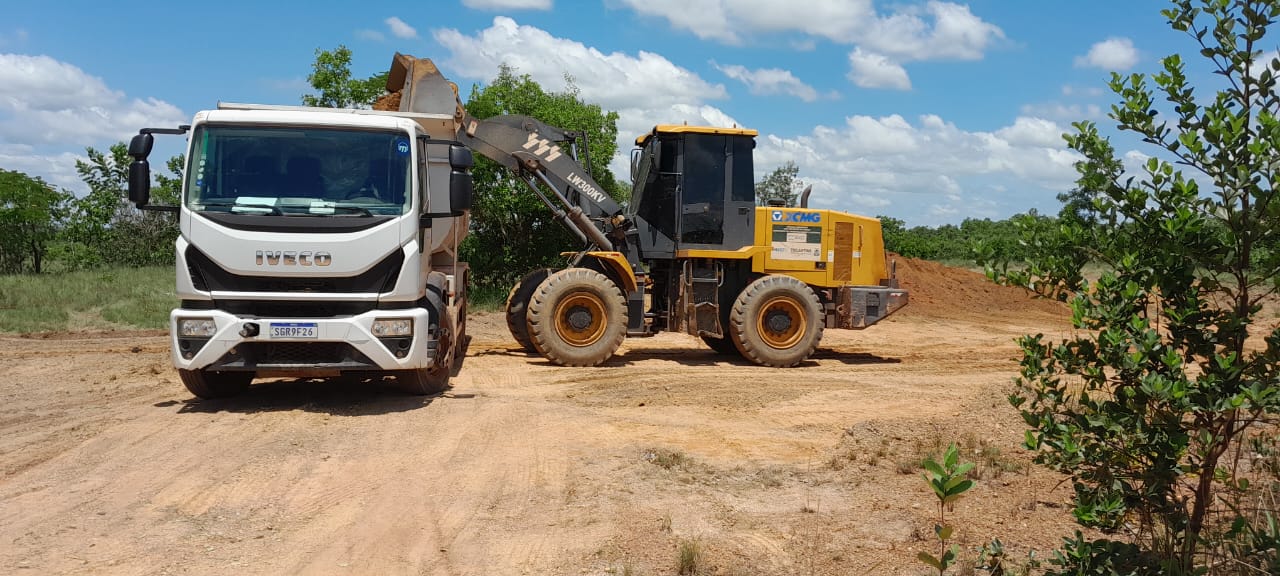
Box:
[127,105,473,398]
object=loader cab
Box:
[629,126,757,258]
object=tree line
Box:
[0,147,182,274]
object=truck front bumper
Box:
[169,307,436,373]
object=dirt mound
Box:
[372,91,401,111]
[893,256,1069,321]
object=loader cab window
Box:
[680,134,726,245]
[631,136,679,242]
[184,125,413,217]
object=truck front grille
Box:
[209,342,377,370]
[185,246,403,293]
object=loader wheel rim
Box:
[554,293,608,347]
[757,296,806,349]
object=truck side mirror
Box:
[129,161,151,207]
[449,145,474,212]
[127,133,154,208]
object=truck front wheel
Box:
[395,366,449,395]
[728,275,824,367]
[178,369,253,399]
[527,268,627,367]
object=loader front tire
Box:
[505,268,553,352]
[527,268,627,367]
[178,369,252,399]
[729,275,823,367]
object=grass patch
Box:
[644,448,692,471]
[677,538,703,575]
[0,267,176,333]
[469,283,510,313]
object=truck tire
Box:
[178,369,253,399]
[701,335,741,356]
[396,306,452,395]
[527,268,627,367]
[505,268,553,352]
[728,275,824,367]
[395,366,449,395]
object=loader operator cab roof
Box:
[635,125,758,146]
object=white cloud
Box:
[385,16,418,39]
[615,0,1002,57]
[0,53,185,192]
[848,48,911,90]
[434,17,726,112]
[995,117,1069,148]
[616,1,1003,93]
[713,62,830,102]
[462,0,552,9]
[856,1,1004,62]
[1075,37,1139,70]
[754,113,1081,223]
[1019,102,1103,122]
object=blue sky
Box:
[0,0,1216,225]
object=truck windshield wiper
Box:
[198,200,284,215]
[328,205,374,217]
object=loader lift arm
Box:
[387,53,633,259]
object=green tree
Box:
[1007,1,1280,572]
[0,169,69,273]
[755,161,803,207]
[302,45,387,109]
[60,143,183,268]
[460,64,622,289]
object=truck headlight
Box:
[372,318,412,337]
[178,318,217,337]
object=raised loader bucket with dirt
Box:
[383,53,463,119]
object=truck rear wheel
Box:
[729,275,824,367]
[527,268,627,367]
[505,268,553,352]
[178,369,253,399]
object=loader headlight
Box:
[178,317,217,337]
[372,318,413,337]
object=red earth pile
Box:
[372,91,401,111]
[893,256,1069,322]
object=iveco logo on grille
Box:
[255,251,332,266]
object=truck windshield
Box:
[184,125,413,216]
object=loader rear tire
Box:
[729,275,823,367]
[701,335,741,356]
[178,369,252,399]
[527,268,627,367]
[505,268,553,352]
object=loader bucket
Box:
[387,53,464,120]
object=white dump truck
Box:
[125,61,473,398]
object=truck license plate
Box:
[269,322,318,339]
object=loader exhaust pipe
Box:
[799,185,812,208]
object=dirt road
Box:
[1,263,1087,575]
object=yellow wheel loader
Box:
[388,54,908,368]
